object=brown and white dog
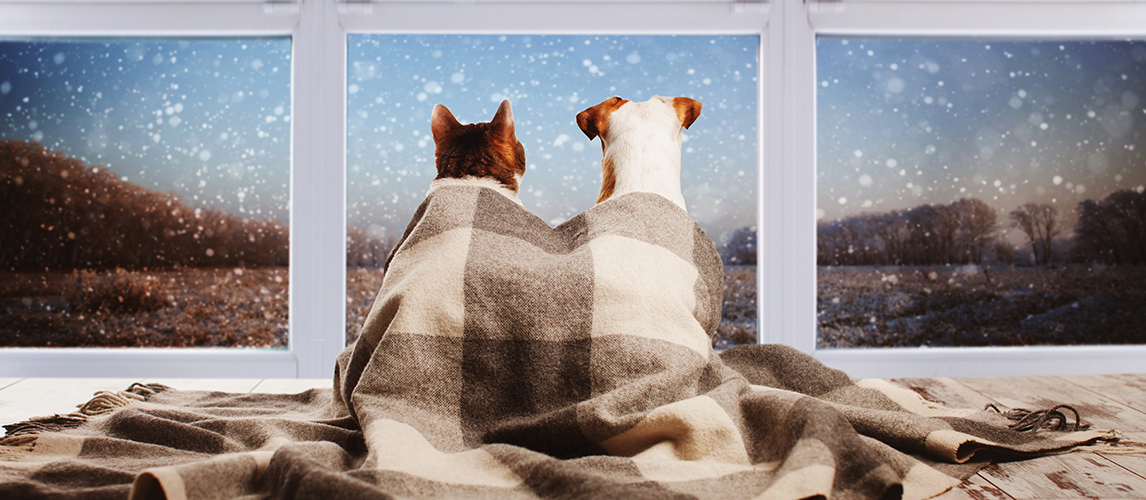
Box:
[428,99,526,204]
[576,95,702,212]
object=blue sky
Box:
[2,35,760,246]
[347,34,760,243]
[1,38,291,221]
[8,36,1145,247]
[818,38,1146,236]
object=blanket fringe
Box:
[1074,433,1146,456]
[979,404,1146,456]
[2,383,169,438]
[985,403,1089,432]
[0,433,33,460]
[3,414,87,438]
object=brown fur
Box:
[596,156,616,204]
[673,97,702,130]
[575,96,628,141]
[576,97,630,204]
[431,100,526,192]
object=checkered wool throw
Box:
[0,187,1118,499]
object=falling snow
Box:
[346,34,759,243]
[0,39,292,222]
[817,38,1146,239]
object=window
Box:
[344,34,761,350]
[1,37,291,349]
[0,1,309,377]
[0,0,766,378]
[816,37,1145,350]
[789,0,1146,377]
[12,0,1141,380]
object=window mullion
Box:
[290,0,347,379]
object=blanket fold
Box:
[0,186,1121,499]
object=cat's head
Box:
[431,99,526,194]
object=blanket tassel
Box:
[2,383,169,438]
[985,404,1146,455]
[985,403,1089,432]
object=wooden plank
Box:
[1062,374,1146,421]
[1103,432,1146,481]
[955,375,1146,432]
[932,473,1014,500]
[0,378,140,426]
[251,378,331,394]
[891,377,998,410]
[978,452,1146,499]
[139,378,262,393]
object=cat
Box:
[426,99,526,204]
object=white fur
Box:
[601,96,688,212]
[427,176,523,206]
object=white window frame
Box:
[0,0,330,378]
[6,0,1141,380]
[779,0,1146,378]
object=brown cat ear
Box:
[490,99,515,144]
[431,104,462,145]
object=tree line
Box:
[1,140,288,271]
[814,191,1146,267]
[818,198,1003,266]
[346,226,398,268]
[1072,189,1146,265]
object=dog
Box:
[576,95,702,212]
[428,99,526,204]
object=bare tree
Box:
[816,198,1001,266]
[1009,203,1061,265]
[347,226,399,268]
[992,239,1017,265]
[720,226,757,266]
[951,198,999,264]
[1073,190,1146,265]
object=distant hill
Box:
[0,139,288,271]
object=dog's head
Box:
[576,96,702,206]
[431,99,526,193]
[576,96,701,144]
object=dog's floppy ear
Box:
[576,96,627,141]
[673,97,702,130]
[489,99,516,144]
[431,104,463,145]
[575,106,602,140]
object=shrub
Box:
[66,269,169,314]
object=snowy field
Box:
[0,268,288,348]
[817,265,1146,348]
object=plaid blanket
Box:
[0,186,1120,499]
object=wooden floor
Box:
[896,374,1146,499]
[1,375,1144,499]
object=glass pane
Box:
[347,35,759,349]
[0,38,291,348]
[817,38,1146,348]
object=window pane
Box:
[0,38,291,348]
[817,37,1146,348]
[346,35,759,349]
